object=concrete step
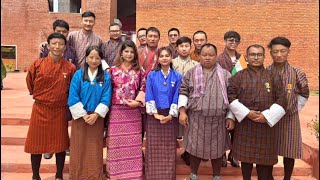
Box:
[1,145,313,177]
[0,172,317,180]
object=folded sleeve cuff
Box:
[178,95,188,110]
[169,104,178,117]
[229,99,250,122]
[146,100,158,115]
[69,102,87,120]
[297,95,308,112]
[261,103,286,127]
[94,103,109,118]
[225,109,236,121]
[101,59,110,70]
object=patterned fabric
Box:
[40,44,79,69]
[267,61,309,159]
[180,64,231,117]
[145,109,178,180]
[69,116,106,180]
[109,66,146,105]
[172,56,199,76]
[107,105,143,180]
[67,30,103,68]
[139,46,158,76]
[179,65,232,159]
[227,65,287,165]
[24,56,76,154]
[101,39,123,66]
[216,48,241,73]
[167,43,179,59]
[184,111,231,159]
[190,50,201,62]
[137,45,146,55]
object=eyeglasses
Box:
[248,53,264,59]
[110,30,120,33]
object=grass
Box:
[310,90,319,96]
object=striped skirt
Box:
[69,116,106,180]
[277,112,302,159]
[184,111,230,160]
[24,102,69,154]
[145,109,178,180]
[106,105,143,180]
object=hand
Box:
[226,118,235,130]
[154,113,166,121]
[179,111,188,127]
[252,113,267,123]
[85,113,99,125]
[39,42,47,52]
[246,110,261,121]
[160,115,172,124]
[83,114,90,122]
[126,99,140,108]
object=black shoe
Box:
[228,154,240,167]
[65,148,70,156]
[43,153,53,159]
[222,154,227,167]
[181,151,190,166]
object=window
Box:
[48,0,81,13]
[1,45,17,71]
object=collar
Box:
[88,68,98,82]
[161,68,171,79]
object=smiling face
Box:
[245,46,265,68]
[109,24,122,41]
[158,49,172,68]
[86,49,102,70]
[48,38,66,57]
[137,29,147,45]
[121,46,135,63]
[200,45,217,70]
[270,44,290,64]
[81,16,95,32]
[225,37,240,51]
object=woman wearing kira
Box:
[145,46,182,180]
[68,46,112,180]
[107,40,146,180]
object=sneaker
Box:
[189,173,199,180]
[212,176,221,180]
[43,153,53,159]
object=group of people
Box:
[23,10,310,180]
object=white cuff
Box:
[94,103,109,118]
[225,110,236,121]
[101,59,110,70]
[261,103,286,127]
[169,104,178,117]
[146,100,158,115]
[178,95,188,110]
[297,95,308,112]
[229,99,250,122]
[69,102,87,120]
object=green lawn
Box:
[310,90,319,96]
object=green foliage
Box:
[307,115,319,141]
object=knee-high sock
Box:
[55,151,66,179]
[189,154,201,174]
[241,162,253,180]
[31,154,42,179]
[283,157,295,180]
[256,164,274,180]
[211,156,223,176]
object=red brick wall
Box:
[1,0,112,71]
[1,0,319,90]
[136,0,319,90]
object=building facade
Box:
[1,0,319,90]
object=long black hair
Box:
[82,46,104,83]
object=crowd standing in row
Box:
[24,10,310,180]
